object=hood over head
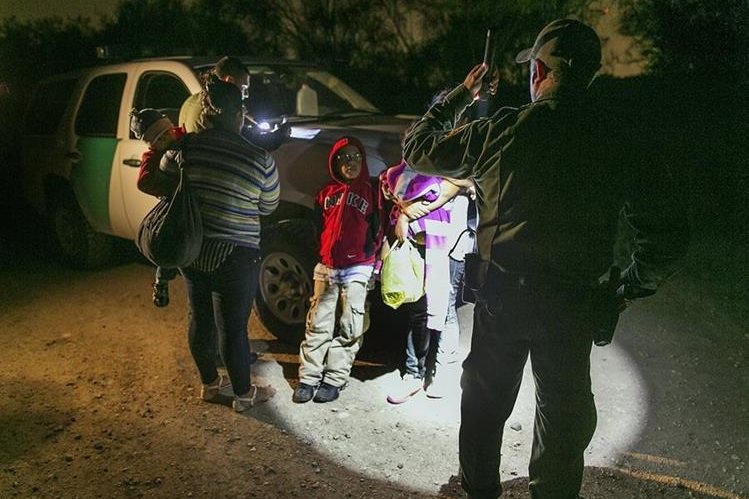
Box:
[328,136,369,184]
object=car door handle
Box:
[65,151,81,161]
[123,158,141,167]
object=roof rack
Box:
[95,45,196,61]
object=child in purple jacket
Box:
[382,160,472,403]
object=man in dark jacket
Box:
[403,18,689,499]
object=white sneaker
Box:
[386,373,423,404]
[233,384,277,412]
[425,375,451,399]
[200,374,232,402]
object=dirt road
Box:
[0,215,746,499]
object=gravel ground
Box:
[0,213,746,499]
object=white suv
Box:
[20,56,410,340]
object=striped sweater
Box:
[161,128,279,250]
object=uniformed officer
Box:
[403,18,689,499]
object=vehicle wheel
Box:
[256,220,317,345]
[49,193,113,269]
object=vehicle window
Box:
[74,73,127,137]
[244,65,379,121]
[23,78,78,135]
[133,72,190,130]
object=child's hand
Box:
[380,238,391,259]
[394,213,410,242]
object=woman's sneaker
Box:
[233,384,276,412]
[200,374,233,402]
[386,373,423,404]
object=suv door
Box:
[71,72,127,235]
[113,67,193,238]
[20,76,78,213]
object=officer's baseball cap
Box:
[515,19,601,71]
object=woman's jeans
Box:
[182,246,260,397]
[404,294,429,378]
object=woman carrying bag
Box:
[156,78,280,412]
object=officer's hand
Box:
[463,63,488,99]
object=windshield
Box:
[239,64,379,121]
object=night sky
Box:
[0,0,120,23]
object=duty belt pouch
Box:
[591,266,624,347]
[591,295,622,346]
[464,252,489,292]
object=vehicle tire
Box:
[49,193,113,269]
[256,220,317,345]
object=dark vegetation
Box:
[0,0,746,233]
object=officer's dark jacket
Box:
[403,85,689,290]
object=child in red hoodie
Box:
[293,136,381,404]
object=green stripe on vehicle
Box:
[70,137,118,233]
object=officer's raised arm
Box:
[402,65,493,180]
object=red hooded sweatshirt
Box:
[316,136,381,268]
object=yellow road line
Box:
[616,467,745,499]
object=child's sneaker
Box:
[313,381,346,403]
[292,383,316,403]
[200,374,232,402]
[153,282,169,307]
[233,384,276,412]
[386,373,423,404]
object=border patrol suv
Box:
[19,56,410,341]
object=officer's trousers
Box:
[459,286,597,499]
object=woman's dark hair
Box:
[200,75,243,130]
